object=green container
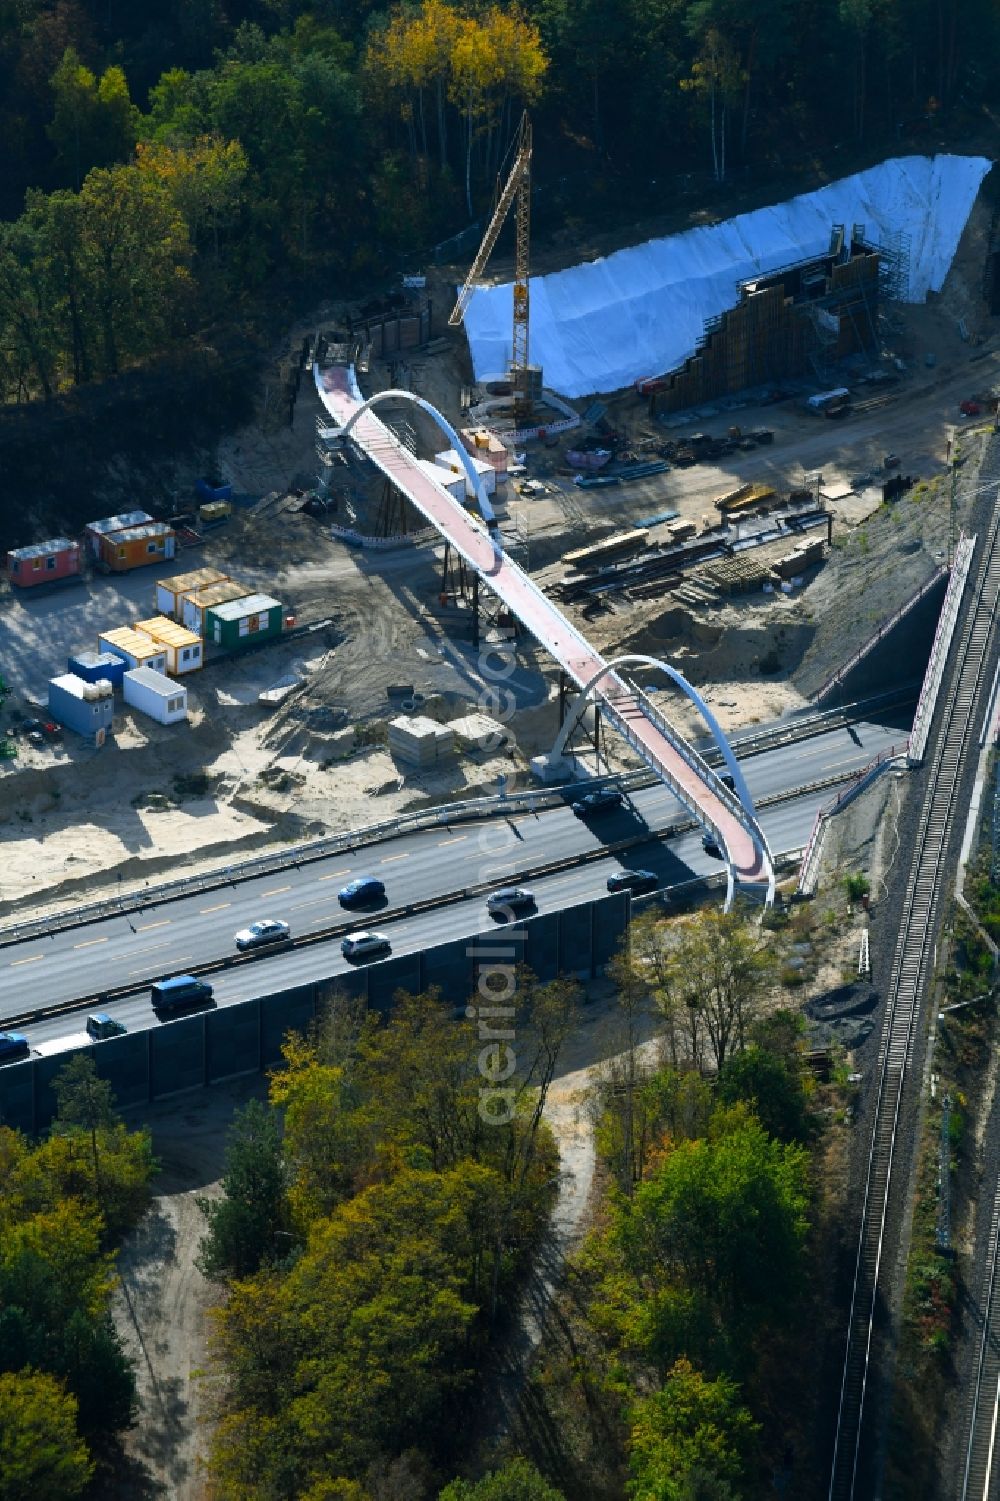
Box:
[205,593,283,651]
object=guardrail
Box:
[1,692,914,951]
[0,784,580,949]
[5,763,864,1034]
[908,532,976,764]
[798,745,908,896]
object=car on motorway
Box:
[338,876,386,908]
[341,931,391,961]
[606,869,659,895]
[234,918,291,951]
[151,975,215,1013]
[86,1013,127,1040]
[571,787,623,817]
[702,833,724,860]
[0,1031,29,1064]
[486,887,535,917]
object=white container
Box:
[416,459,465,504]
[123,666,188,725]
[434,448,497,498]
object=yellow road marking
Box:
[137,920,170,932]
[261,885,291,897]
[74,936,107,949]
[319,870,349,880]
[200,902,231,914]
[439,835,467,845]
[382,852,409,862]
[11,953,44,966]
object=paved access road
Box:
[0,709,909,1046]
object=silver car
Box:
[234,918,291,951]
[341,930,391,960]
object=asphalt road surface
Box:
[0,708,909,1049]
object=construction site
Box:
[0,135,998,918]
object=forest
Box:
[0,0,992,408]
[192,910,823,1500]
[0,913,848,1497]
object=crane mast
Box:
[449,112,534,426]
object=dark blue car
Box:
[0,1032,29,1064]
[338,876,386,908]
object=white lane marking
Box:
[137,920,170,931]
[290,897,330,911]
[129,941,171,959]
[382,852,409,862]
[439,835,468,845]
[261,885,291,897]
[319,870,350,880]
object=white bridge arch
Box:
[314,362,775,906]
[337,387,498,532]
[552,653,772,909]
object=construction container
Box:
[133,616,203,675]
[98,521,176,572]
[417,459,465,504]
[48,673,113,740]
[155,567,228,619]
[67,650,126,689]
[123,666,188,725]
[460,427,508,474]
[85,510,153,558]
[181,579,249,635]
[6,538,81,589]
[205,593,283,651]
[198,499,232,526]
[97,627,167,675]
[433,448,498,498]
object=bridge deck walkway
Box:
[315,363,770,891]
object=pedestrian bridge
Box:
[314,363,774,907]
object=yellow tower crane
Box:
[449,112,534,427]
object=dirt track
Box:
[113,1078,268,1501]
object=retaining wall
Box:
[0,893,629,1135]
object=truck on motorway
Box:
[32,1032,93,1058]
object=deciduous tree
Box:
[626,1357,757,1501]
[0,1369,92,1501]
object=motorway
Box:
[0,708,909,1049]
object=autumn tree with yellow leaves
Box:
[366,1,547,215]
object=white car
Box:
[341,931,391,960]
[235,918,291,951]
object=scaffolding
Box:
[653,229,881,412]
[878,228,912,303]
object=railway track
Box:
[959,1174,1000,1500]
[828,503,1000,1501]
